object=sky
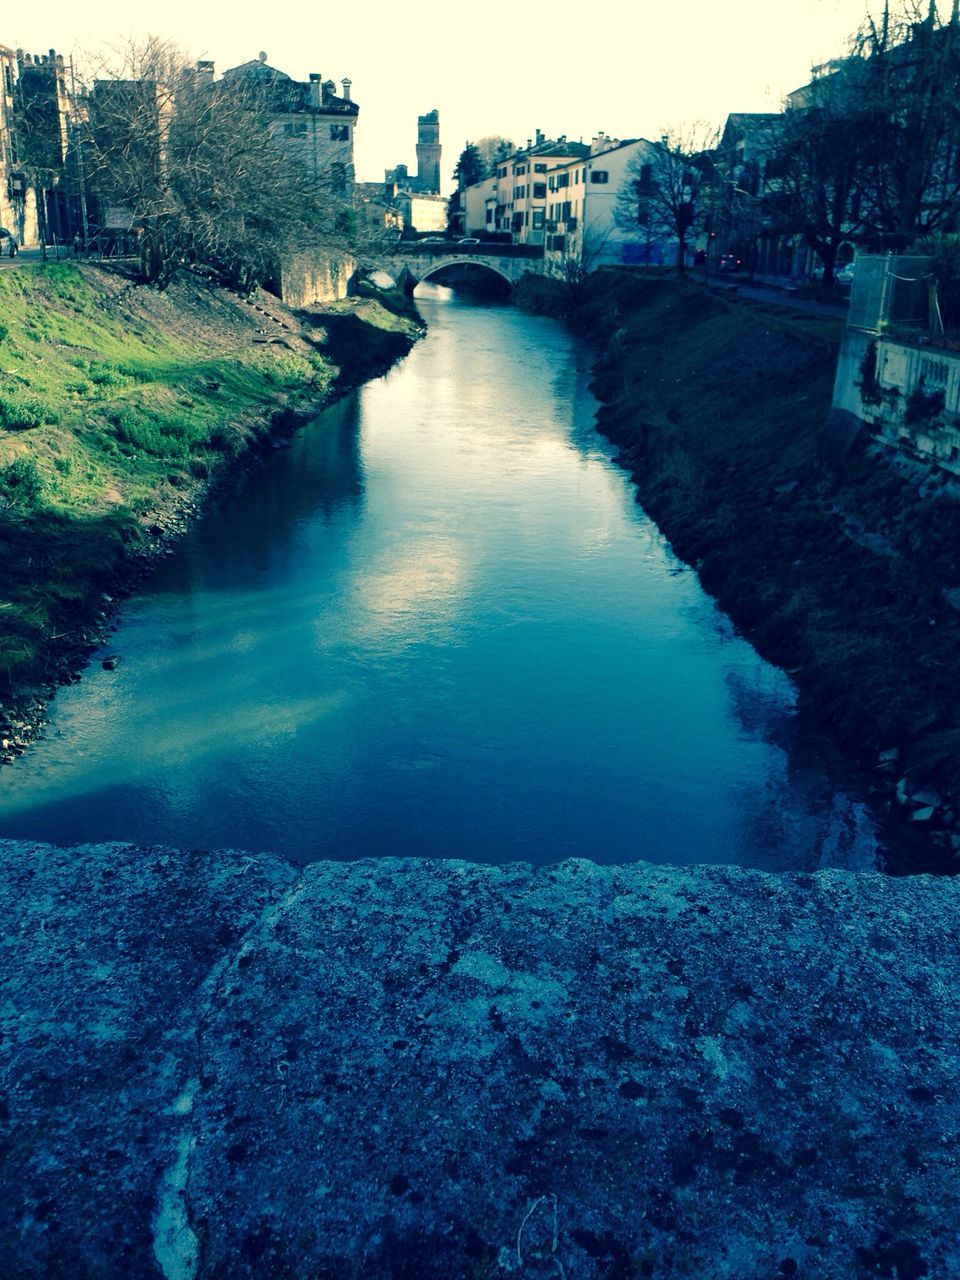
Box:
[1,0,913,189]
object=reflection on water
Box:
[0,285,883,870]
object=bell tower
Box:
[415,109,441,194]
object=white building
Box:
[544,136,666,277]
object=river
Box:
[0,283,885,869]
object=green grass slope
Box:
[0,263,417,737]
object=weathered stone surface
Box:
[1,840,959,1278]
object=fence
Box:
[847,255,932,335]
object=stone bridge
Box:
[364,241,546,292]
[278,242,546,309]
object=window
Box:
[497,166,507,178]
[548,176,555,191]
[534,163,547,173]
[486,208,494,224]
[532,209,545,230]
[557,172,569,189]
[637,164,654,194]
[512,212,524,231]
[284,121,308,137]
[330,124,349,141]
[590,170,609,184]
[561,201,571,222]
[548,234,566,252]
[532,182,546,199]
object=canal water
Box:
[0,284,884,869]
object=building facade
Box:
[0,47,76,247]
[220,53,358,196]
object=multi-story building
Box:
[543,135,667,275]
[457,134,590,243]
[462,173,498,237]
[0,47,76,247]
[220,53,358,196]
[490,134,590,244]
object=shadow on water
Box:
[153,394,365,597]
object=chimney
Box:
[196,60,215,85]
[309,72,321,109]
[323,78,336,101]
[535,128,544,145]
[341,77,352,101]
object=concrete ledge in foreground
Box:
[0,840,957,1278]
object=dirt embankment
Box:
[0,264,420,757]
[519,272,960,871]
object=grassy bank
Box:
[519,271,960,867]
[0,264,419,752]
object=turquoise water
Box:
[0,285,881,869]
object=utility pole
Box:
[69,56,89,245]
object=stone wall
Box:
[830,327,960,472]
[3,839,960,1278]
[278,246,358,308]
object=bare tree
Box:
[766,75,868,285]
[81,38,339,289]
[853,0,960,246]
[615,126,718,275]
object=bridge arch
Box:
[416,258,515,288]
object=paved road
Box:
[701,273,850,319]
[0,245,75,270]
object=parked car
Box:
[812,262,855,284]
[418,236,447,243]
[457,237,480,245]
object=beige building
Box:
[220,54,358,196]
[397,191,448,233]
[492,135,590,244]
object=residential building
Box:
[396,191,448,233]
[543,135,670,276]
[456,133,590,243]
[462,173,498,237]
[493,134,589,244]
[220,53,358,196]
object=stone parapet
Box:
[1,840,958,1277]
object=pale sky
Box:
[2,0,908,188]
